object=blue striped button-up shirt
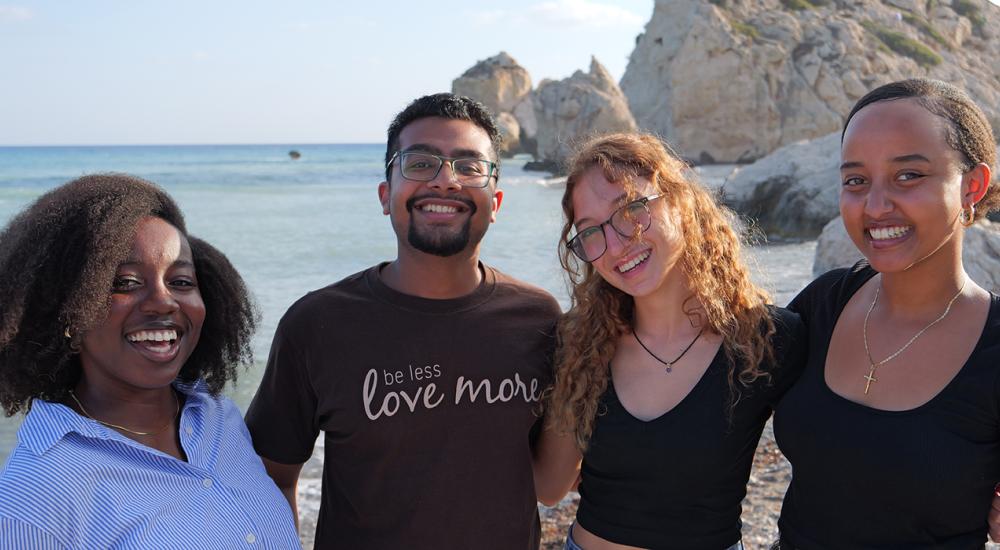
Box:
[0,382,301,549]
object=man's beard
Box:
[405,194,479,257]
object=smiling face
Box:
[840,98,974,273]
[570,167,685,299]
[78,217,205,394]
[378,116,503,258]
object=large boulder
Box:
[452,51,532,116]
[452,52,534,156]
[533,57,637,170]
[813,217,1000,293]
[495,112,521,156]
[724,140,999,239]
[621,0,1000,163]
[721,132,840,239]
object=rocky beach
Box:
[3,0,1000,547]
[291,412,796,549]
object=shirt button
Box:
[185,426,193,435]
[202,478,213,488]
[245,533,256,544]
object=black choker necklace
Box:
[633,327,704,373]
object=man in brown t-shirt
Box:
[245,93,561,549]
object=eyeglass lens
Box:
[570,200,652,262]
[400,152,492,187]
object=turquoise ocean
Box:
[0,144,816,462]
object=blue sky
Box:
[3,0,998,146]
[0,0,651,145]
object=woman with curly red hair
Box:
[534,132,806,550]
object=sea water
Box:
[0,144,815,461]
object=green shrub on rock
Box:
[862,20,943,68]
[902,13,950,49]
[782,0,815,10]
[731,20,760,40]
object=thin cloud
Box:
[526,0,644,28]
[286,16,376,32]
[0,5,32,22]
[470,9,507,25]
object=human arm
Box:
[989,488,1000,544]
[244,309,320,531]
[532,423,583,507]
[260,458,305,531]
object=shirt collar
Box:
[18,380,210,456]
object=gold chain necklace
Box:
[861,279,966,395]
[633,326,704,373]
[69,390,179,436]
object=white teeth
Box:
[868,226,911,240]
[618,251,651,273]
[127,330,177,343]
[422,204,458,214]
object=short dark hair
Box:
[0,173,258,415]
[384,93,502,181]
[843,78,998,221]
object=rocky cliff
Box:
[621,0,1000,163]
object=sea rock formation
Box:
[722,132,840,239]
[813,217,1000,292]
[533,57,637,170]
[621,0,1000,163]
[452,52,534,156]
[495,112,522,155]
[452,51,532,116]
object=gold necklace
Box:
[861,279,966,395]
[69,390,179,436]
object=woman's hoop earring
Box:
[960,203,976,227]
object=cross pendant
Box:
[863,366,878,395]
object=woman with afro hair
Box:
[0,174,300,548]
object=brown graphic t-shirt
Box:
[246,264,561,550]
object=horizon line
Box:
[0,142,384,148]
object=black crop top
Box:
[775,263,1000,549]
[576,307,807,550]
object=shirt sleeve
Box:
[0,517,66,550]
[787,267,852,327]
[245,312,321,465]
[767,307,809,407]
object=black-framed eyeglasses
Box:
[567,194,664,263]
[387,151,498,189]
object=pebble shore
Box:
[296,424,1000,549]
[294,426,793,549]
